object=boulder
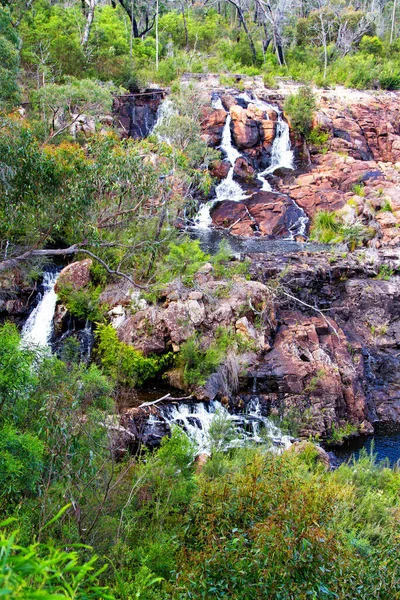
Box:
[55,259,92,292]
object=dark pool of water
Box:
[332,427,400,467]
[189,228,327,256]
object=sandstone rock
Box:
[233,156,255,180]
[55,259,92,292]
[210,159,230,179]
[201,107,227,146]
[53,304,68,334]
[230,105,260,149]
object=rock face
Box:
[55,259,92,292]
[199,86,400,247]
[249,248,400,436]
[109,246,400,441]
[211,192,304,237]
[112,89,165,139]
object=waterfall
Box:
[194,91,308,239]
[195,115,248,229]
[211,93,224,110]
[150,399,292,455]
[260,112,294,176]
[21,270,59,348]
[152,98,175,142]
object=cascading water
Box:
[194,90,309,239]
[149,399,292,455]
[21,270,59,348]
[195,115,248,229]
[152,98,175,143]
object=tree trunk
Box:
[81,1,95,46]
[181,4,189,50]
[391,0,398,43]
[226,0,257,63]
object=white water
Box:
[153,399,291,455]
[195,115,248,229]
[21,270,59,348]
[194,91,308,239]
[152,98,175,143]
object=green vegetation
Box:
[327,422,358,445]
[376,264,395,280]
[284,86,316,136]
[1,320,400,597]
[3,0,400,596]
[96,323,172,388]
[310,209,375,250]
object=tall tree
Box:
[0,6,20,107]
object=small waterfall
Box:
[260,112,294,176]
[21,270,59,348]
[195,115,247,229]
[211,93,224,110]
[239,91,308,239]
[150,399,292,455]
[152,98,175,142]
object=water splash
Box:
[194,115,248,229]
[151,399,292,455]
[211,93,224,110]
[21,270,59,348]
[152,98,175,143]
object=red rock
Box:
[233,156,255,180]
[209,159,230,179]
[200,107,227,146]
[230,105,260,149]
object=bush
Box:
[0,424,44,507]
[95,324,171,387]
[284,86,316,136]
[359,35,384,56]
[310,209,374,249]
[0,520,113,598]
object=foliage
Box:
[310,209,375,249]
[327,421,358,445]
[95,324,172,387]
[376,264,395,280]
[57,283,104,322]
[284,86,316,136]
[0,425,44,508]
[306,126,330,152]
[0,6,20,107]
[178,326,252,387]
[0,520,113,599]
[0,323,37,422]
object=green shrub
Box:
[95,324,172,387]
[0,519,112,598]
[57,284,104,322]
[0,424,44,507]
[310,210,374,249]
[359,35,384,56]
[284,86,316,136]
[306,126,330,152]
[376,264,394,280]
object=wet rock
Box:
[230,104,260,149]
[201,107,227,147]
[210,191,304,238]
[209,159,230,179]
[233,156,255,180]
[113,89,165,139]
[55,259,92,293]
[53,304,68,335]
